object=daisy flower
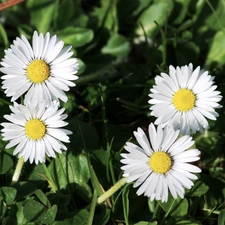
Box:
[121,123,201,203]
[0,31,79,105]
[149,63,222,135]
[1,101,72,164]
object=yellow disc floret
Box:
[27,60,50,83]
[25,119,46,140]
[149,152,172,174]
[172,88,196,112]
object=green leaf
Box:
[49,139,92,199]
[134,222,157,225]
[136,0,174,37]
[59,27,94,48]
[35,189,51,207]
[0,23,9,47]
[41,205,58,224]
[218,210,225,225]
[52,209,90,225]
[205,31,225,67]
[0,151,14,174]
[23,199,46,222]
[88,0,117,31]
[0,187,17,205]
[102,34,131,58]
[158,197,188,217]
[176,219,202,225]
[27,163,47,189]
[73,209,90,225]
[5,202,27,225]
[26,0,57,33]
[187,180,209,197]
[171,0,191,24]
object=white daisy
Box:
[0,31,79,105]
[1,101,72,164]
[121,123,201,203]
[149,63,222,135]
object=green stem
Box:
[87,190,98,225]
[12,157,24,182]
[154,20,167,68]
[97,177,127,204]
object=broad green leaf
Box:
[35,189,51,207]
[48,119,99,195]
[187,180,209,197]
[88,0,117,31]
[0,152,14,174]
[218,210,225,225]
[49,152,92,199]
[41,205,58,224]
[52,209,89,225]
[23,199,46,222]
[194,0,225,31]
[176,219,202,225]
[73,209,90,225]
[134,222,157,225]
[0,187,17,205]
[135,0,174,37]
[5,202,27,225]
[102,34,131,58]
[205,31,225,67]
[47,192,71,207]
[26,0,57,33]
[158,197,188,217]
[59,27,94,48]
[27,163,47,189]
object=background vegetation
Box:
[0,0,225,224]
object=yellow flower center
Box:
[149,152,172,174]
[27,60,50,83]
[25,119,46,140]
[172,88,196,112]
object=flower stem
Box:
[12,157,24,182]
[97,177,127,204]
[87,190,97,225]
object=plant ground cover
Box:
[0,0,225,224]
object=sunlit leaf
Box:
[26,0,57,33]
[102,34,131,58]
[59,27,94,48]
[158,197,188,217]
[205,31,225,67]
[135,0,174,37]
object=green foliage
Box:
[0,0,225,224]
